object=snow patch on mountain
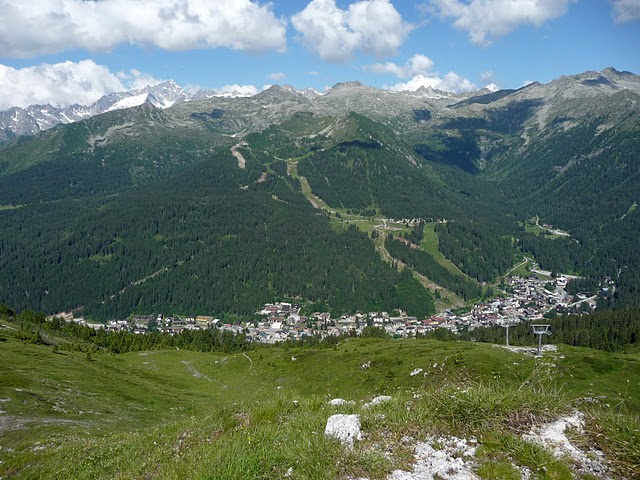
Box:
[106,93,149,112]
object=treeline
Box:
[0,105,233,205]
[385,236,483,301]
[464,308,640,353]
[435,220,514,283]
[8,309,251,354]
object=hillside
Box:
[0,68,639,318]
[1,312,639,479]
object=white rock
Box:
[324,414,361,448]
[328,398,355,406]
[363,395,392,408]
[410,368,423,376]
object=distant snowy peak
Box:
[0,80,191,142]
[145,80,189,108]
[105,93,150,112]
[0,107,40,138]
[406,86,457,99]
[104,81,189,112]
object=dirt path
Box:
[504,257,529,278]
[231,142,247,169]
[0,414,94,434]
[242,353,253,372]
[110,267,169,300]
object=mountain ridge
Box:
[3,66,635,145]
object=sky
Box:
[0,0,639,110]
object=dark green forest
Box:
[384,236,483,301]
[1,75,640,319]
[0,148,434,320]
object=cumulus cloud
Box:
[390,71,476,93]
[117,69,164,91]
[366,53,435,78]
[0,60,161,109]
[291,0,413,62]
[479,70,501,90]
[429,0,574,46]
[267,72,287,81]
[611,0,640,22]
[0,0,287,58]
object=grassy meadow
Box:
[1,321,639,479]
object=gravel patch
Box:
[523,411,610,478]
[390,435,478,480]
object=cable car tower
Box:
[499,320,516,347]
[531,324,551,357]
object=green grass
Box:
[508,255,533,277]
[478,433,574,479]
[2,324,639,478]
[420,223,466,276]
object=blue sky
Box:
[0,0,639,109]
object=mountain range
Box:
[0,67,639,319]
[0,78,500,144]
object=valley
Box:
[1,68,639,323]
[1,67,640,478]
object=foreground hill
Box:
[0,68,639,317]
[1,312,639,479]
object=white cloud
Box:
[0,60,159,109]
[366,53,435,78]
[429,0,574,46]
[117,69,164,91]
[0,0,287,58]
[611,0,640,22]
[480,70,495,84]
[291,0,413,62]
[267,72,287,81]
[479,70,501,90]
[390,71,476,93]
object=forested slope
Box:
[2,69,640,317]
